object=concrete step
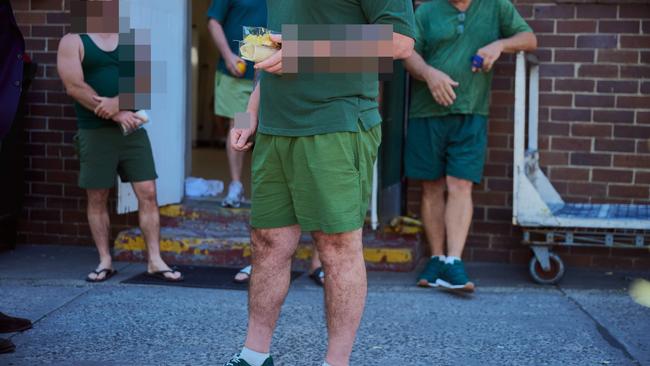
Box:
[114,202,422,272]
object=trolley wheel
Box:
[529,252,565,285]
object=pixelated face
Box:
[281,24,394,75]
[70,0,119,34]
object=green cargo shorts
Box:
[77,126,158,189]
[405,115,487,184]
[251,124,382,234]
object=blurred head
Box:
[70,0,119,34]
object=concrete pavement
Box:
[0,245,648,366]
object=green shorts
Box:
[405,115,487,184]
[214,71,254,119]
[76,127,158,189]
[251,124,382,234]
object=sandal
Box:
[233,265,252,284]
[146,269,184,282]
[86,268,117,283]
[309,267,325,287]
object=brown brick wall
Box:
[408,0,650,269]
[11,0,650,269]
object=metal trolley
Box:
[512,52,650,284]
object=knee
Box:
[251,230,294,263]
[86,190,109,209]
[137,184,157,204]
[421,179,445,199]
[313,231,362,266]
[446,177,473,196]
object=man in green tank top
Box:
[404,0,536,292]
[56,0,182,283]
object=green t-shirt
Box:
[409,0,532,118]
[259,0,416,137]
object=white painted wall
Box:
[117,0,188,214]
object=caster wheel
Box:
[529,252,565,285]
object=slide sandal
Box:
[309,267,325,287]
[234,265,252,284]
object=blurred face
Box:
[70,0,119,34]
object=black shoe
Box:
[0,313,32,333]
[0,338,15,354]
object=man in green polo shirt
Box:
[223,1,415,365]
[404,0,536,292]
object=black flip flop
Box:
[85,268,117,283]
[309,267,325,287]
[146,269,184,282]
[0,338,15,354]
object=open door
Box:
[117,0,189,214]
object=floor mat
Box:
[121,265,304,290]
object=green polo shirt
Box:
[258,0,416,137]
[409,0,532,118]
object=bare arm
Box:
[393,32,414,60]
[499,32,537,53]
[57,34,141,129]
[207,19,231,59]
[208,18,244,77]
[56,34,100,111]
[246,82,260,118]
[403,50,432,82]
[476,32,537,72]
[230,82,259,152]
[404,50,459,107]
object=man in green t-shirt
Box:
[224,1,415,365]
[404,0,536,292]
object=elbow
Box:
[525,33,538,52]
[62,82,77,98]
[394,38,415,60]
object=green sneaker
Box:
[416,256,446,287]
[225,354,274,366]
[435,259,475,292]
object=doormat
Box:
[122,265,304,290]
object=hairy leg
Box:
[132,181,180,279]
[445,176,474,258]
[245,225,301,352]
[313,229,366,366]
[421,179,446,256]
[227,119,246,183]
[86,189,111,280]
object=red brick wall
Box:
[11,0,650,269]
[11,0,139,245]
[408,0,650,269]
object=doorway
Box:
[188,1,252,202]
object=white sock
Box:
[323,362,333,366]
[445,256,461,264]
[240,347,269,366]
[432,255,446,261]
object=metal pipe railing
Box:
[513,52,527,224]
[527,54,540,153]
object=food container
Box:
[238,26,280,63]
[121,109,149,136]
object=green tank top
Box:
[74,34,120,129]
